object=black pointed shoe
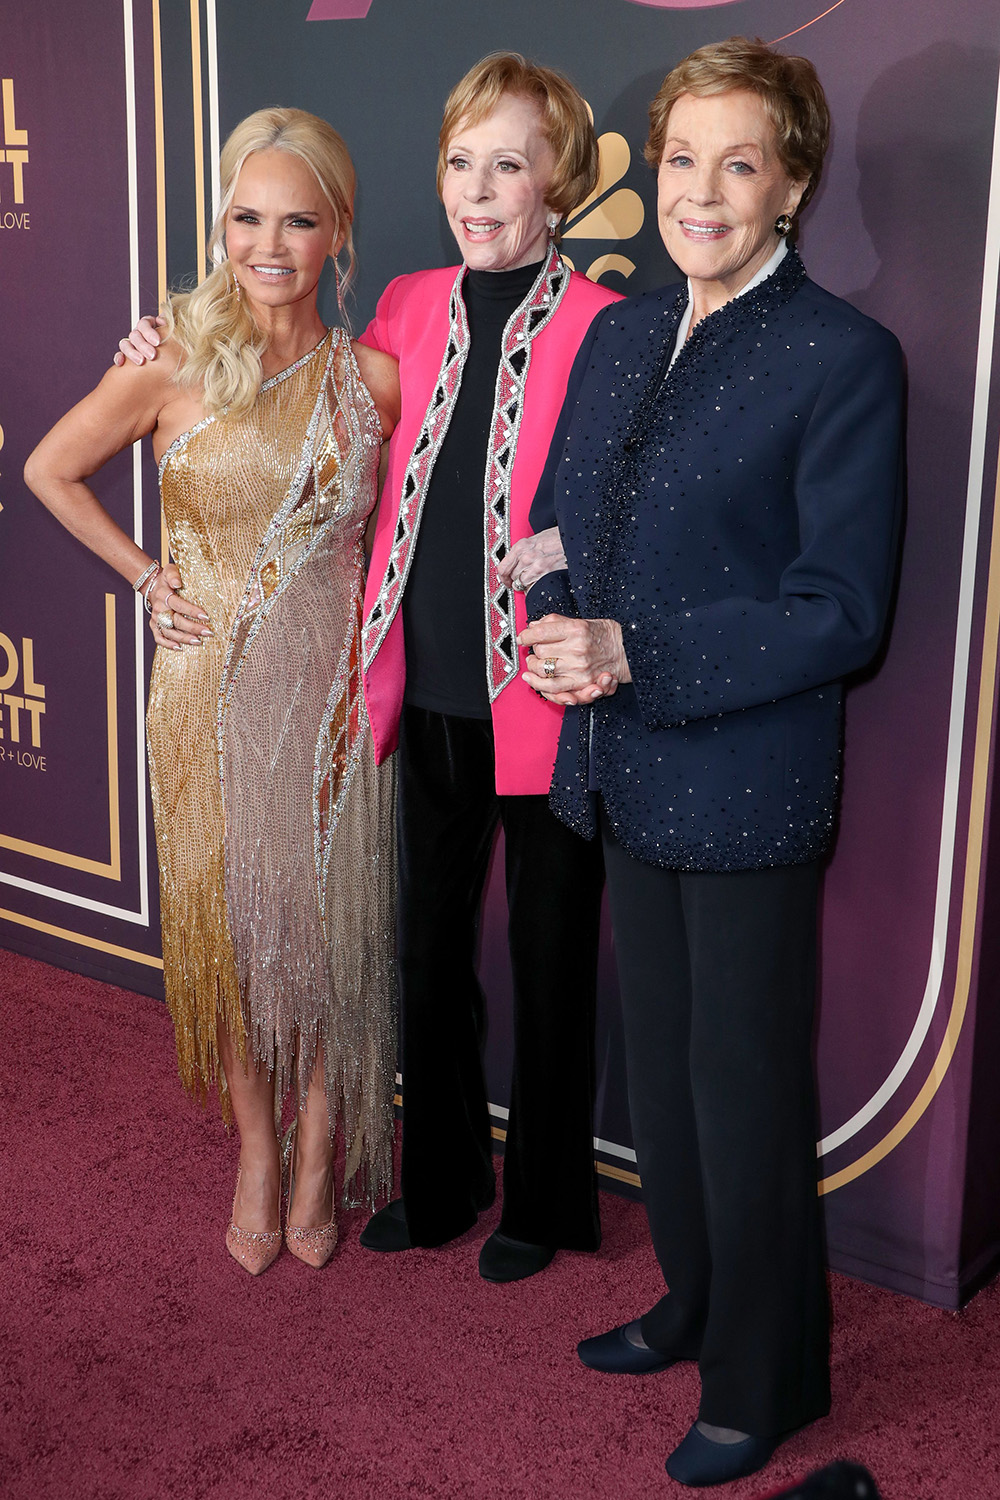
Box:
[478,1231,556,1282]
[665,1423,778,1487]
[359,1198,412,1251]
[577,1322,677,1374]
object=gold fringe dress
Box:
[148,329,396,1207]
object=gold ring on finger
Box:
[542,657,557,679]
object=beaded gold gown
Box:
[148,328,396,1207]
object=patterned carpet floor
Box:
[2,946,998,1499]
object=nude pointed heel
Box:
[225,1166,283,1276]
[283,1124,338,1269]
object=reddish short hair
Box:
[645,37,830,219]
[436,52,599,223]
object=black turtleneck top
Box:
[402,259,543,720]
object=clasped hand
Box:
[518,614,630,705]
[497,526,567,592]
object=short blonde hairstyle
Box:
[645,37,830,221]
[436,52,599,224]
[165,107,356,419]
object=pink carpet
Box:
[1,947,998,1499]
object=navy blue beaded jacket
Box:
[528,247,904,872]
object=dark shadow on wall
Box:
[829,43,996,838]
[819,41,1000,1303]
[848,42,996,627]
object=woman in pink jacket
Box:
[119,52,619,1282]
[356,53,620,1281]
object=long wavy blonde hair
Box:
[162,107,356,419]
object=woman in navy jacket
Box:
[511,38,904,1489]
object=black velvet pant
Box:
[602,816,831,1438]
[397,706,603,1250]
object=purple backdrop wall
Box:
[0,4,164,989]
[4,0,1000,1306]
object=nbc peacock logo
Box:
[562,116,647,288]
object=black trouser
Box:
[397,706,604,1250]
[602,815,831,1437]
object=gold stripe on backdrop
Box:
[0,596,121,879]
[105,591,121,878]
[596,1160,641,1189]
[820,439,1000,1194]
[0,907,163,969]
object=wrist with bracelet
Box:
[132,560,161,613]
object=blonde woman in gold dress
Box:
[25,108,401,1275]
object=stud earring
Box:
[774,212,793,237]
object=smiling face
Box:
[656,89,806,307]
[441,93,557,273]
[225,147,338,311]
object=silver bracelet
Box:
[133,559,160,596]
[138,564,161,613]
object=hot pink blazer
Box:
[358,261,620,795]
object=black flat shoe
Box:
[665,1423,778,1487]
[478,1231,555,1283]
[359,1198,412,1251]
[577,1322,677,1374]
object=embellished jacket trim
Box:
[360,244,570,698]
[483,245,569,699]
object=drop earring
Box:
[334,252,345,322]
[547,214,559,238]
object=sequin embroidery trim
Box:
[483,244,568,701]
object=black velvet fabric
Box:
[397,706,603,1250]
[601,814,831,1437]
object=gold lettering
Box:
[0,632,17,691]
[23,697,45,747]
[4,148,27,204]
[22,639,44,698]
[4,693,23,742]
[2,80,27,147]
